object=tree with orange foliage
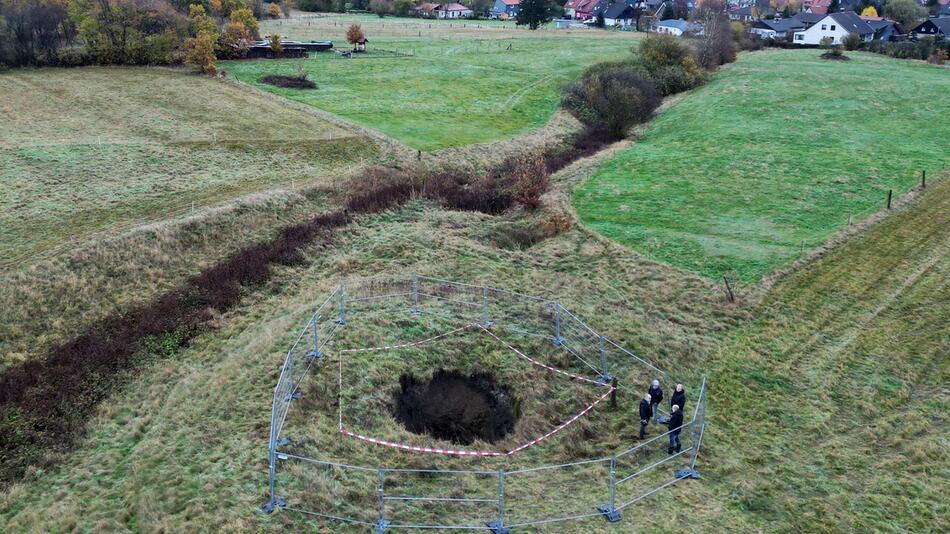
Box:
[185,32,217,75]
[861,6,878,17]
[347,24,366,47]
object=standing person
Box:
[648,380,663,423]
[638,394,652,439]
[667,404,683,454]
[670,383,686,413]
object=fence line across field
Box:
[262,274,707,531]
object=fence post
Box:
[307,313,321,359]
[597,457,621,522]
[336,282,347,325]
[487,470,508,533]
[598,335,611,383]
[481,286,493,327]
[552,303,565,346]
[411,273,421,316]
[261,390,286,513]
[375,469,389,533]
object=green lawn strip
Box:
[225,36,637,151]
[575,50,950,281]
[705,178,949,531]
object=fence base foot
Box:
[597,504,622,522]
[335,318,346,326]
[306,350,322,360]
[374,518,390,533]
[674,468,701,480]
[552,336,565,346]
[261,498,286,514]
[410,308,421,317]
[276,437,291,447]
[597,373,613,386]
[480,321,495,328]
[486,520,509,534]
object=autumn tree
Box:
[185,31,217,74]
[515,0,553,30]
[230,7,260,38]
[860,6,878,17]
[346,23,365,46]
[267,2,281,17]
[218,21,252,58]
[691,0,734,69]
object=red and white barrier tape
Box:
[506,386,614,454]
[339,386,614,457]
[339,324,474,353]
[340,429,504,457]
[478,326,606,387]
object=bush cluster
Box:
[864,37,950,61]
[561,32,719,140]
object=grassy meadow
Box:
[227,16,638,150]
[575,50,950,281]
[1,30,947,534]
[0,67,375,268]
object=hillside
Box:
[575,50,950,281]
[0,67,375,269]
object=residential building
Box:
[433,3,474,18]
[491,0,520,19]
[604,2,644,27]
[655,18,702,35]
[792,11,874,44]
[750,17,805,39]
[911,17,950,38]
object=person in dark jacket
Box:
[638,394,652,439]
[648,380,663,423]
[667,404,683,454]
[670,383,686,413]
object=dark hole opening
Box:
[392,369,517,445]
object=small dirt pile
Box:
[393,370,516,445]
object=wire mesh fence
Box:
[263,274,708,531]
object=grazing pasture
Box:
[0,67,373,268]
[575,50,950,281]
[227,17,638,150]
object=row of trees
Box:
[0,0,269,68]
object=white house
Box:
[655,19,701,36]
[792,11,874,45]
[434,3,474,18]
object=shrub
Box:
[346,23,365,46]
[267,2,281,18]
[842,33,862,51]
[185,31,218,75]
[562,66,661,140]
[819,36,833,49]
[632,34,707,95]
[928,49,948,65]
[269,33,283,53]
[510,154,549,210]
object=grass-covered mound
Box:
[575,50,950,281]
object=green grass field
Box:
[0,67,374,268]
[574,50,950,281]
[227,17,637,150]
